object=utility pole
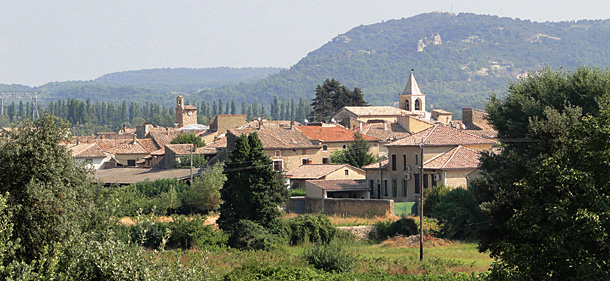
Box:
[190,143,195,183]
[415,138,427,261]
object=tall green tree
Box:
[0,115,93,263]
[474,67,610,279]
[310,78,368,122]
[170,133,205,147]
[217,132,288,246]
[330,132,376,168]
[187,162,227,212]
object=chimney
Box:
[122,124,126,133]
[359,122,362,131]
[384,122,387,131]
[290,120,294,130]
[76,139,80,145]
[100,134,104,140]
[132,135,137,144]
[259,120,263,130]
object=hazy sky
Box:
[2,0,609,86]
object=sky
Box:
[1,0,610,86]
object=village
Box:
[48,71,499,217]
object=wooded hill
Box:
[5,12,610,117]
[199,12,610,116]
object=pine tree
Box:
[218,132,288,245]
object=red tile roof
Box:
[305,179,368,191]
[359,122,411,142]
[65,143,107,158]
[107,139,156,155]
[387,124,496,147]
[229,127,318,149]
[297,125,379,142]
[424,146,481,170]
[286,164,364,179]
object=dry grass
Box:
[382,234,452,248]
[118,215,219,226]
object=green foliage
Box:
[429,188,487,240]
[371,217,418,240]
[424,185,451,215]
[129,215,227,250]
[187,162,227,212]
[218,132,289,247]
[176,154,208,168]
[310,78,368,122]
[170,133,205,147]
[330,132,376,168]
[476,66,610,279]
[289,188,306,197]
[109,178,191,216]
[303,239,357,273]
[227,220,285,251]
[287,215,337,245]
[0,115,93,263]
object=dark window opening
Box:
[391,154,396,171]
[415,174,420,194]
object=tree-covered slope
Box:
[198,12,610,116]
[0,67,283,106]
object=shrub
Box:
[302,239,356,273]
[287,215,336,245]
[424,185,451,217]
[372,217,418,240]
[431,188,486,240]
[129,216,226,250]
[228,220,284,250]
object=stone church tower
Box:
[398,69,428,118]
[175,95,197,127]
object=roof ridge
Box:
[441,146,461,169]
[423,124,439,143]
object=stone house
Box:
[65,142,114,169]
[364,124,496,202]
[285,164,365,190]
[296,125,380,164]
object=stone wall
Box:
[305,198,393,217]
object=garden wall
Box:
[304,198,393,217]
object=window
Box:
[85,159,93,164]
[403,154,407,171]
[322,157,329,164]
[302,149,307,155]
[405,100,410,111]
[392,179,397,197]
[391,154,396,171]
[384,180,388,196]
[302,158,312,165]
[342,145,347,149]
[322,145,328,152]
[414,174,420,194]
[423,174,429,189]
[415,99,421,110]
[127,159,136,167]
[415,154,419,165]
[432,173,438,187]
[273,160,283,171]
[369,180,374,196]
[275,150,281,157]
[345,169,349,175]
[402,180,407,197]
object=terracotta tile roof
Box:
[65,143,107,158]
[297,125,379,142]
[387,124,496,147]
[425,146,481,170]
[286,164,363,179]
[94,139,132,151]
[107,139,155,155]
[165,144,195,156]
[95,168,202,185]
[96,132,135,139]
[229,127,317,149]
[149,131,180,148]
[204,136,227,149]
[184,105,197,110]
[359,122,411,142]
[361,159,389,170]
[341,106,408,116]
[305,179,368,191]
[243,120,302,129]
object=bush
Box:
[129,215,226,250]
[110,179,191,217]
[302,239,356,273]
[424,185,451,217]
[287,215,336,245]
[372,217,418,240]
[228,220,284,250]
[431,188,486,240]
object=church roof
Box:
[402,70,423,95]
[341,106,408,117]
